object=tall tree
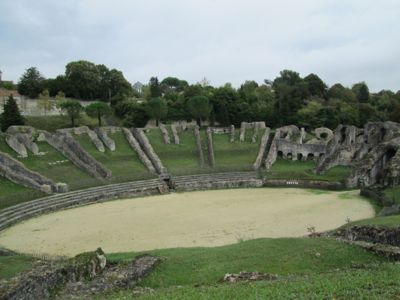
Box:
[85,102,112,126]
[0,95,25,131]
[149,77,162,98]
[186,96,211,126]
[352,82,370,103]
[146,97,167,126]
[17,67,45,98]
[59,100,83,127]
[304,73,327,98]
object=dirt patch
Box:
[0,188,374,256]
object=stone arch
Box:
[277,151,283,159]
[297,153,303,161]
[307,153,315,161]
[287,153,293,160]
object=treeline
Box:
[16,61,400,129]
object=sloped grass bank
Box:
[0,177,44,210]
[74,132,154,183]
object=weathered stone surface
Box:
[0,151,66,193]
[42,130,112,180]
[5,126,35,135]
[253,127,271,170]
[206,127,215,167]
[131,128,167,175]
[171,123,180,144]
[223,271,278,283]
[15,134,39,155]
[193,126,204,168]
[122,128,156,174]
[87,129,105,152]
[58,255,163,298]
[251,123,259,143]
[5,135,28,157]
[230,125,235,143]
[334,225,400,247]
[95,127,116,151]
[159,123,171,144]
[314,127,334,143]
[0,248,106,300]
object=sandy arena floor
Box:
[0,188,374,256]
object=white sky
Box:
[1,0,399,92]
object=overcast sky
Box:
[1,0,399,92]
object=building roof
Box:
[0,88,20,98]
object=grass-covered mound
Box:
[267,159,351,182]
[0,177,44,210]
[0,254,34,280]
[73,131,154,183]
[0,135,101,191]
[25,115,99,132]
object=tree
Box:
[59,100,83,127]
[37,89,54,115]
[304,73,327,98]
[187,96,211,126]
[149,77,162,98]
[352,82,370,103]
[0,95,24,131]
[17,67,45,98]
[85,102,112,126]
[146,97,167,126]
[122,102,149,128]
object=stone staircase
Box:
[170,172,263,191]
[0,179,168,231]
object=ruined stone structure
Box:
[316,122,400,188]
[59,126,105,152]
[122,128,156,174]
[43,130,112,180]
[5,135,28,157]
[95,127,116,151]
[171,123,180,144]
[0,151,67,193]
[239,122,266,143]
[131,128,168,176]
[193,125,204,168]
[230,125,235,142]
[265,125,328,170]
[206,127,215,167]
[159,123,171,144]
[253,127,271,170]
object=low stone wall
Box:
[334,225,400,247]
[0,151,66,193]
[264,179,345,190]
[43,131,112,180]
[95,128,116,151]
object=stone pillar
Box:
[239,122,247,142]
[230,125,235,143]
[252,123,259,143]
[206,127,215,167]
[194,126,204,168]
[171,124,180,144]
[253,127,271,170]
[159,123,171,144]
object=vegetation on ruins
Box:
[0,95,25,131]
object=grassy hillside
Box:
[25,115,99,132]
[73,131,155,182]
[0,177,44,209]
[0,135,102,190]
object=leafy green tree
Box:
[161,77,188,93]
[210,85,240,126]
[85,102,112,126]
[352,82,370,103]
[304,73,327,98]
[149,77,162,98]
[59,100,83,127]
[122,102,149,128]
[327,84,357,103]
[17,67,45,98]
[0,95,25,131]
[37,89,54,115]
[187,96,211,126]
[146,97,167,126]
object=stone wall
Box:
[171,124,180,144]
[253,127,271,170]
[193,126,204,168]
[95,127,116,151]
[159,123,171,144]
[131,128,167,175]
[206,127,215,167]
[5,135,28,157]
[0,151,67,193]
[43,131,112,180]
[122,128,156,174]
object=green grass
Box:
[25,114,98,132]
[212,129,262,172]
[0,135,101,190]
[384,186,400,205]
[145,128,204,176]
[267,159,351,182]
[109,262,400,299]
[0,177,45,209]
[73,132,155,182]
[108,237,386,289]
[342,214,400,228]
[0,255,35,280]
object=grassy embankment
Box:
[145,127,263,175]
[73,131,155,183]
[25,115,99,132]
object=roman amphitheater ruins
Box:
[0,121,398,253]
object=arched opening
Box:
[297,153,303,161]
[383,147,396,166]
[287,153,293,160]
[319,153,325,159]
[307,153,315,161]
[380,127,386,140]
[320,132,328,140]
[277,151,283,159]
[340,127,347,143]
